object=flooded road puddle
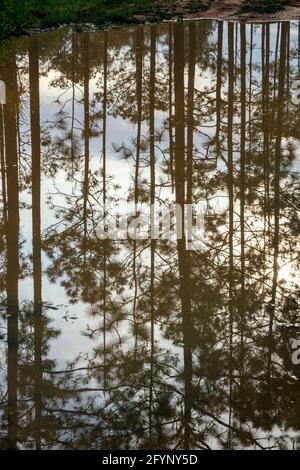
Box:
[0,19,300,450]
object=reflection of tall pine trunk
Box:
[227,22,234,450]
[187,22,195,205]
[298,22,300,73]
[168,24,174,193]
[29,36,43,450]
[248,25,253,195]
[286,25,290,117]
[83,33,90,265]
[133,26,143,354]
[3,51,19,450]
[0,101,7,224]
[102,31,108,388]
[239,24,246,384]
[262,24,266,245]
[267,22,288,385]
[149,25,156,444]
[174,22,192,450]
[216,21,223,161]
[263,25,270,236]
[262,24,271,246]
[71,33,76,172]
[272,24,281,124]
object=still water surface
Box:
[0,19,300,450]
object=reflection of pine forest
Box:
[0,19,300,450]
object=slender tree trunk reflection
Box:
[174,21,192,450]
[149,25,156,445]
[227,22,234,450]
[29,35,43,450]
[3,50,19,450]
[267,22,288,387]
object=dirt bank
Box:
[160,1,300,22]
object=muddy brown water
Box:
[0,19,300,450]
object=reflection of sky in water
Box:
[14,18,300,381]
